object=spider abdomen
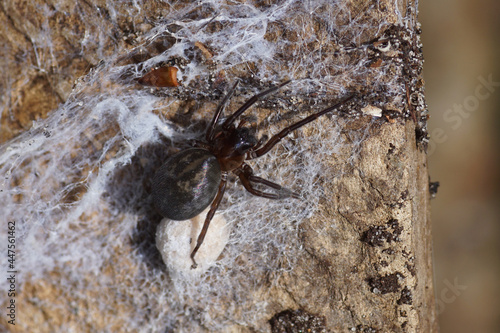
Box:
[152,148,222,220]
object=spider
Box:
[152,80,354,268]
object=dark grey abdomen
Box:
[152,148,222,220]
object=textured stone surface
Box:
[0,1,437,332]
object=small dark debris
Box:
[360,219,402,247]
[361,225,391,247]
[367,272,403,294]
[388,143,396,154]
[399,190,408,201]
[405,261,416,276]
[390,191,408,209]
[386,218,398,229]
[269,309,326,333]
[381,109,400,121]
[382,248,395,255]
[415,127,428,149]
[356,324,379,333]
[429,181,440,198]
[397,286,413,305]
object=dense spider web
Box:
[0,0,417,331]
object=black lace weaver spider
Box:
[152,81,354,268]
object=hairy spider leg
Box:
[236,164,300,199]
[248,174,301,199]
[206,81,239,142]
[252,94,356,158]
[222,80,292,129]
[190,173,228,268]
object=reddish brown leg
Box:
[191,173,228,269]
[206,82,239,142]
[247,174,301,199]
[236,165,300,199]
[252,94,355,158]
[222,80,291,129]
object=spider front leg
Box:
[222,80,291,129]
[206,81,239,142]
[236,164,300,199]
[251,94,355,158]
[190,173,228,269]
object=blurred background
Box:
[420,0,500,332]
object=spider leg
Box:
[247,174,301,199]
[236,164,300,199]
[190,172,228,269]
[206,81,239,142]
[222,80,291,129]
[251,94,355,158]
[245,135,268,159]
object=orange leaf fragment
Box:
[138,66,179,87]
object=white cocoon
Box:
[156,208,230,276]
